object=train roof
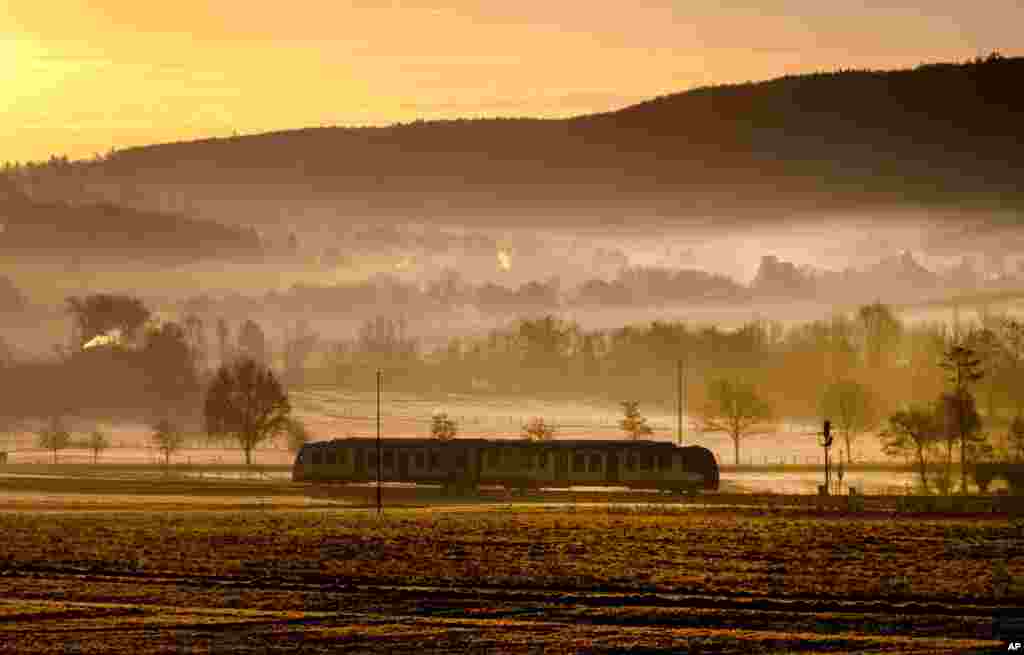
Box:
[303,438,709,450]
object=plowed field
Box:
[0,487,1019,653]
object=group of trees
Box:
[8,290,1024,484]
[878,331,1010,493]
[35,417,109,464]
[2,293,302,466]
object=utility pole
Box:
[677,359,683,446]
[376,369,382,516]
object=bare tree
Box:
[699,377,772,465]
[151,419,184,467]
[36,416,71,464]
[939,338,985,493]
[87,429,110,464]
[619,401,654,440]
[819,380,876,462]
[204,358,291,466]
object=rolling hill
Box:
[15,54,1024,227]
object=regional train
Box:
[293,438,719,494]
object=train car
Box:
[293,438,719,494]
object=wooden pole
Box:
[376,369,382,516]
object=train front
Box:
[681,445,720,491]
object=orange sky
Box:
[3,1,1021,163]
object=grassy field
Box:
[0,476,1020,653]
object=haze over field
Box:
[5,7,1024,652]
[1,0,1023,483]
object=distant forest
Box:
[5,54,1021,224]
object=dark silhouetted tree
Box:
[880,406,938,493]
[204,357,290,466]
[935,390,984,494]
[939,337,985,493]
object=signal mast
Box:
[818,419,833,495]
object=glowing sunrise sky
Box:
[2,1,1021,163]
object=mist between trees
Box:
[1,295,1023,482]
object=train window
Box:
[573,454,586,472]
[325,450,336,465]
[589,454,602,472]
[415,452,425,469]
[626,453,636,471]
[455,453,467,468]
[384,451,394,468]
[312,450,323,465]
[354,450,363,468]
[641,454,653,470]
[429,451,440,469]
[658,454,672,471]
[539,452,549,468]
[488,450,500,468]
[338,450,347,466]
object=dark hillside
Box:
[21,55,1024,224]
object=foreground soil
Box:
[0,489,1020,653]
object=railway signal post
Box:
[818,419,833,495]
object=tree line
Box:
[3,294,1024,487]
